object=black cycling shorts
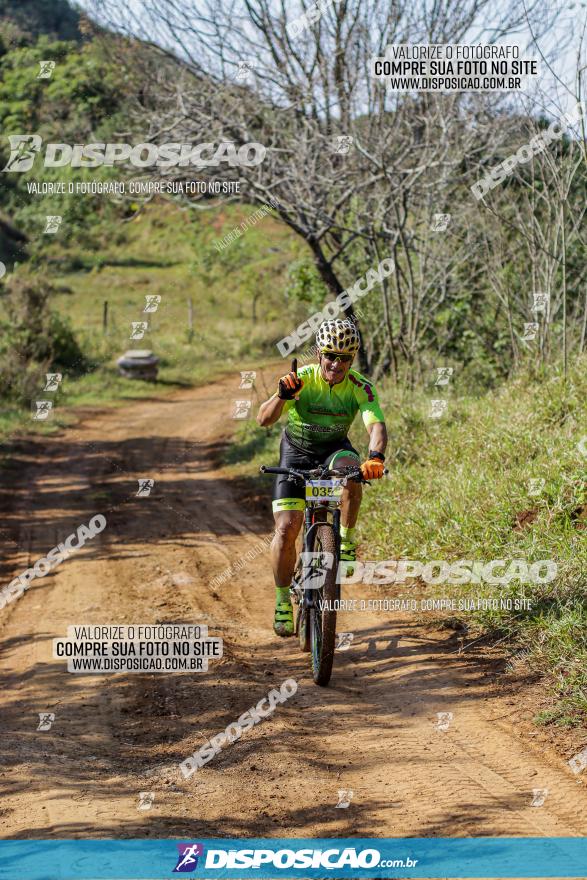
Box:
[272,430,360,513]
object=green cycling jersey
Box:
[278,363,385,451]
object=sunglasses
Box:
[321,351,353,363]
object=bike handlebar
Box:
[260,464,378,483]
[260,465,303,477]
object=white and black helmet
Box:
[316,319,360,356]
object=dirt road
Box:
[0,368,585,840]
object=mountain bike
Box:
[260,463,368,686]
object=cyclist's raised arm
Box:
[257,362,304,427]
[257,393,287,427]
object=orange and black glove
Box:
[277,359,304,400]
[360,453,385,480]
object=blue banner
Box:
[0,837,586,879]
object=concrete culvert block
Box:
[116,349,159,381]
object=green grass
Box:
[46,200,301,379]
[365,360,587,725]
[226,358,587,726]
[0,199,306,442]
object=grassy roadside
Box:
[0,199,302,444]
[226,358,587,727]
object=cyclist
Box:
[257,318,388,636]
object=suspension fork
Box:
[332,507,341,574]
[302,507,313,555]
[302,506,315,611]
[302,506,341,608]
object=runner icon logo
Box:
[32,400,53,421]
[44,373,62,391]
[300,551,335,591]
[531,292,550,315]
[528,478,545,496]
[44,215,62,234]
[37,712,55,731]
[569,747,587,775]
[530,788,549,807]
[2,135,42,172]
[137,791,155,811]
[522,322,539,342]
[335,632,354,651]
[334,135,353,153]
[239,370,256,389]
[37,61,56,79]
[130,321,148,340]
[431,213,451,232]
[144,295,162,313]
[173,843,204,873]
[435,367,453,386]
[232,399,252,420]
[435,711,453,731]
[336,789,354,808]
[430,399,448,419]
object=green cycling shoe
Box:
[340,540,357,576]
[274,586,294,637]
[274,601,294,637]
[340,540,357,562]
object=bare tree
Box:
[470,0,587,377]
[88,0,559,378]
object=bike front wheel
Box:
[310,521,339,686]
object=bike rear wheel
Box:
[310,521,339,686]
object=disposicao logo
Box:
[3,135,42,172]
[173,843,204,873]
[202,847,383,870]
[2,135,266,172]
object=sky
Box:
[75,0,586,119]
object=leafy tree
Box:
[0,34,133,245]
[0,271,87,403]
[0,0,81,42]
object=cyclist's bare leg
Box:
[272,510,304,587]
[335,454,362,528]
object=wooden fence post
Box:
[188,297,194,342]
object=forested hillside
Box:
[0,0,81,41]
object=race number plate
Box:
[305,479,343,499]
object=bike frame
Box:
[261,463,358,611]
